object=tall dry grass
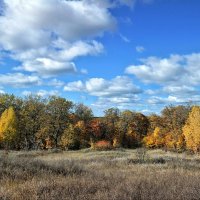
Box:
[0,149,200,200]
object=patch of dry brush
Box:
[0,150,200,200]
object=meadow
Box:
[1,149,200,200]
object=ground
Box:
[0,149,200,200]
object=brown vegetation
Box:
[1,149,200,200]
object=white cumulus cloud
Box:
[0,0,115,77]
[125,53,200,86]
[64,76,142,97]
[64,76,142,109]
[15,58,77,77]
[0,73,42,88]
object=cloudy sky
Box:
[0,0,200,115]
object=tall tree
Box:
[0,107,18,149]
[147,114,164,134]
[74,103,93,123]
[183,106,200,152]
[114,110,149,148]
[87,118,105,143]
[60,124,80,150]
[0,94,23,116]
[162,105,190,150]
[40,96,73,148]
[18,95,46,150]
[131,113,149,137]
[115,110,136,147]
[103,108,120,142]
[74,120,89,148]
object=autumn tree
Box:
[72,104,94,147]
[114,111,149,148]
[0,107,18,149]
[18,95,46,150]
[39,96,73,148]
[74,120,89,148]
[147,114,164,134]
[164,132,185,150]
[162,105,190,150]
[60,124,80,150]
[183,106,200,152]
[0,94,23,116]
[162,105,190,131]
[103,108,120,142]
[0,92,196,152]
[74,103,93,123]
[126,112,149,148]
[143,127,165,148]
[115,110,136,148]
[87,118,106,146]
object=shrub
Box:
[92,140,113,150]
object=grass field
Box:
[1,149,200,200]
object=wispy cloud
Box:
[136,46,145,53]
[120,34,131,43]
[22,89,60,97]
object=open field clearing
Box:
[1,149,200,200]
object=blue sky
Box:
[0,0,200,116]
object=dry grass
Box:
[1,149,200,200]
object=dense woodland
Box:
[0,94,200,152]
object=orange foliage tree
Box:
[87,118,105,146]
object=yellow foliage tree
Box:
[60,124,80,150]
[143,127,165,148]
[0,107,18,148]
[176,134,185,150]
[165,133,185,150]
[183,106,200,152]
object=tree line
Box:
[0,94,200,152]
